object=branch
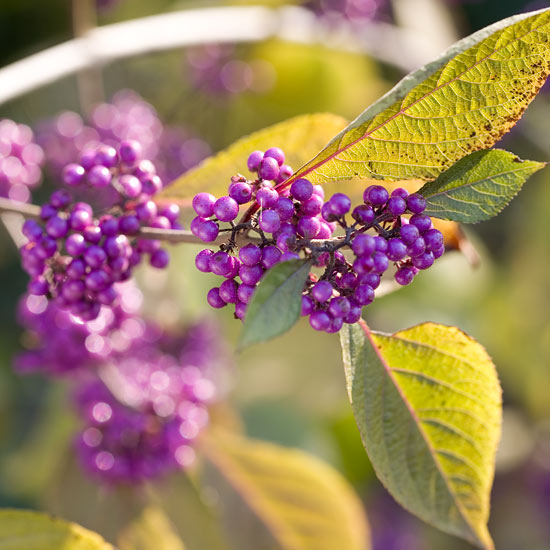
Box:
[0,6,442,106]
[0,197,254,247]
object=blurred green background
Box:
[0,0,548,549]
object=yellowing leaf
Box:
[341,321,502,549]
[282,9,550,187]
[201,429,370,550]
[0,509,113,550]
[163,114,347,200]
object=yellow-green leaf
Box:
[340,321,502,550]
[162,113,347,200]
[419,149,546,223]
[0,509,113,550]
[200,429,370,550]
[283,9,550,187]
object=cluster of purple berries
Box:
[20,140,179,321]
[307,0,388,23]
[35,90,210,184]
[0,119,44,202]
[193,147,444,332]
[185,45,275,96]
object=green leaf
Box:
[283,9,550,187]
[0,509,113,550]
[419,149,546,223]
[162,114,347,200]
[200,429,370,550]
[340,321,502,549]
[240,259,311,349]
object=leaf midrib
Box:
[279,15,549,190]
[359,320,482,546]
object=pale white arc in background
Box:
[0,5,445,107]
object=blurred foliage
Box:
[0,0,548,549]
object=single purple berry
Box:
[317,222,333,239]
[225,256,242,279]
[190,216,205,237]
[136,200,158,222]
[275,197,295,222]
[247,151,264,173]
[85,270,111,291]
[364,185,389,206]
[79,149,96,170]
[311,280,333,303]
[321,202,337,223]
[118,174,142,198]
[119,140,142,165]
[340,272,358,290]
[69,209,93,231]
[84,245,107,269]
[275,165,293,184]
[432,244,445,259]
[258,157,279,181]
[301,295,314,316]
[40,204,57,220]
[387,238,407,261]
[258,209,281,234]
[264,147,285,166]
[256,187,279,209]
[395,267,415,286]
[290,178,313,202]
[352,204,375,225]
[192,192,216,218]
[234,301,247,320]
[410,214,432,233]
[328,296,351,318]
[352,234,375,256]
[344,304,362,324]
[239,264,264,286]
[22,219,43,242]
[407,237,426,258]
[359,272,381,289]
[328,193,351,217]
[196,249,214,273]
[65,233,87,256]
[63,163,85,186]
[149,215,171,230]
[412,251,435,270]
[373,236,388,252]
[309,310,331,331]
[297,216,320,239]
[355,284,375,306]
[197,220,219,243]
[207,287,226,309]
[50,189,72,209]
[387,196,407,217]
[302,194,323,217]
[407,193,427,214]
[62,279,86,301]
[28,277,48,296]
[391,187,409,199]
[141,174,163,196]
[119,215,140,235]
[229,182,253,205]
[261,246,282,269]
[214,196,239,222]
[237,284,256,304]
[150,249,170,269]
[45,216,68,239]
[103,235,129,259]
[423,228,444,251]
[372,251,389,273]
[87,165,111,188]
[67,258,86,279]
[400,224,420,245]
[239,244,262,266]
[96,287,118,305]
[83,224,102,244]
[353,255,374,275]
[219,279,238,304]
[210,251,233,277]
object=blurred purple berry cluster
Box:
[184,45,276,97]
[306,0,389,23]
[20,139,180,321]
[16,279,228,483]
[0,119,44,202]
[35,90,210,185]
[192,147,444,332]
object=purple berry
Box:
[45,216,68,239]
[258,157,279,181]
[423,229,444,251]
[22,219,43,242]
[239,244,262,266]
[40,204,57,220]
[410,214,432,233]
[275,165,293,184]
[407,193,427,214]
[229,182,253,204]
[302,194,323,217]
[29,277,48,296]
[70,209,93,231]
[214,196,239,222]
[352,234,375,256]
[87,165,111,188]
[65,233,86,256]
[237,284,256,304]
[400,224,420,245]
[387,238,407,261]
[119,140,142,165]
[219,279,238,304]
[247,151,264,173]
[328,296,351,318]
[118,174,142,198]
[395,267,415,286]
[374,236,388,252]
[50,189,72,209]
[85,270,111,291]
[197,220,219,243]
[391,188,409,199]
[309,310,331,331]
[407,237,426,258]
[67,258,86,279]
[239,265,264,286]
[119,215,140,235]
[83,224,102,244]
[63,163,85,186]
[258,209,281,234]
[261,246,282,269]
[207,287,226,309]
[149,216,171,230]
[256,187,279,209]
[372,251,389,273]
[95,145,118,168]
[264,147,285,166]
[355,284,375,306]
[328,193,351,217]
[311,280,333,303]
[136,200,158,222]
[340,272,358,290]
[192,193,216,218]
[209,252,233,277]
[387,196,407,216]
[301,295,314,316]
[275,197,295,222]
[62,279,86,301]
[150,249,170,269]
[412,251,435,270]
[195,249,213,272]
[290,178,313,202]
[352,204,375,225]
[296,216,321,239]
[432,244,445,259]
[84,245,107,269]
[364,185,389,206]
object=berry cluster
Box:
[35,90,210,184]
[20,140,179,321]
[185,45,275,97]
[307,0,388,23]
[0,119,44,202]
[193,147,444,332]
[15,281,144,376]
